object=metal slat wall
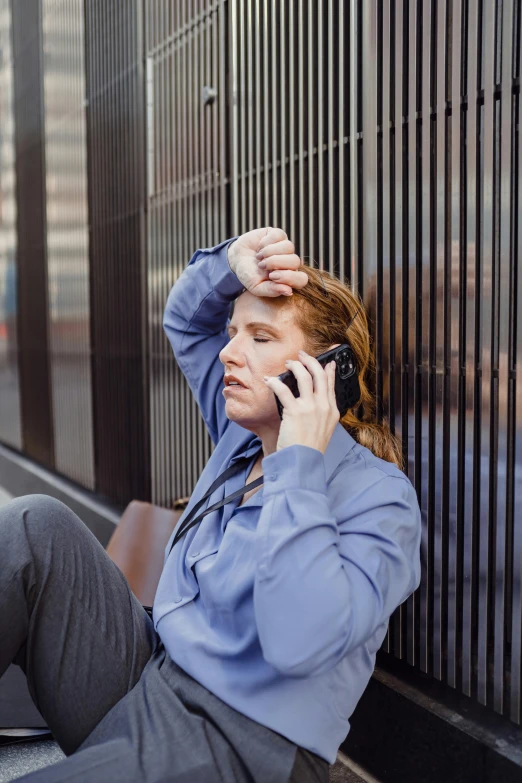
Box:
[84,0,150,506]
[225,0,521,723]
[146,0,228,505]
[231,0,356,280]
[0,0,22,449]
[143,0,522,724]
[42,0,94,489]
[377,0,520,720]
[10,0,55,467]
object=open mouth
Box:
[223,375,247,389]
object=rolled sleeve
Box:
[208,240,246,299]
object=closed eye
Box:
[254,338,270,343]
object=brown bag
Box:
[106,498,189,608]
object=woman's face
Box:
[218,291,308,432]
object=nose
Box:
[219,334,246,368]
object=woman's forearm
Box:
[163,238,242,354]
[162,237,243,444]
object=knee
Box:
[0,494,80,544]
[5,493,72,517]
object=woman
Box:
[0,227,421,782]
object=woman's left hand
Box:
[263,351,340,455]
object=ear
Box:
[328,343,342,351]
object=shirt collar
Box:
[228,430,263,465]
[323,423,358,480]
[233,426,356,512]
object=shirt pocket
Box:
[188,547,219,576]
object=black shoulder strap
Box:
[168,449,264,556]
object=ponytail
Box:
[290,264,404,468]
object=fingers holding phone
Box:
[263,352,340,455]
[269,343,360,428]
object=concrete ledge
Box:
[0,442,120,547]
[0,667,45,729]
[343,653,522,783]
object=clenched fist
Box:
[227,227,309,297]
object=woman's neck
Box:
[258,431,278,459]
[246,420,280,461]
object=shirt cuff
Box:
[261,445,328,496]
[200,238,245,300]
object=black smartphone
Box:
[274,343,360,420]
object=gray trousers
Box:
[0,495,329,782]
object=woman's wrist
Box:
[227,240,239,274]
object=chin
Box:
[225,403,272,432]
[225,411,259,431]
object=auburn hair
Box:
[290,263,403,468]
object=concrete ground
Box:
[0,740,65,782]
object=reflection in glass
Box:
[0,0,21,448]
[42,0,94,487]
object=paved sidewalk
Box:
[0,742,371,782]
[0,741,65,782]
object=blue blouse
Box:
[153,239,422,764]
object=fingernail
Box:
[256,252,264,260]
[270,272,281,280]
[258,261,267,269]
[285,360,291,366]
[298,350,306,356]
[283,291,293,296]
[263,375,270,381]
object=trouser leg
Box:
[0,494,157,755]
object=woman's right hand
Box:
[227,227,309,298]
